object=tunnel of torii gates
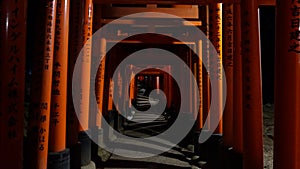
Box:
[0,0,299,169]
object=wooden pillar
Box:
[66,2,84,168]
[108,78,114,111]
[95,38,106,128]
[129,68,135,108]
[47,1,70,168]
[49,0,69,154]
[233,3,243,154]
[222,3,234,147]
[78,0,93,167]
[78,0,93,133]
[26,1,45,168]
[202,5,211,129]
[0,0,27,168]
[197,40,203,129]
[240,0,263,168]
[209,3,223,134]
[167,66,172,108]
[37,1,57,168]
[26,1,58,168]
[189,47,193,113]
[67,0,84,150]
[274,1,300,169]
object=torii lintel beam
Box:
[94,0,276,6]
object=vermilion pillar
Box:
[222,3,234,147]
[274,1,300,169]
[26,1,46,168]
[0,1,26,168]
[27,0,57,169]
[48,0,70,168]
[67,0,84,148]
[129,70,135,108]
[209,3,223,134]
[166,66,172,108]
[108,78,114,111]
[197,40,203,129]
[240,0,263,168]
[233,3,243,154]
[38,1,57,168]
[202,5,211,129]
[67,1,84,169]
[49,0,69,153]
[78,0,94,168]
[95,38,107,128]
[79,0,93,133]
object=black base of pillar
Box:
[69,143,81,169]
[196,134,223,169]
[48,148,70,169]
[79,131,91,166]
[221,148,243,169]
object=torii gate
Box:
[0,0,299,169]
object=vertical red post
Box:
[92,5,103,124]
[0,0,26,168]
[197,40,203,129]
[233,3,243,154]
[274,1,300,169]
[222,3,234,147]
[108,78,114,111]
[25,1,46,168]
[49,0,69,154]
[95,38,107,128]
[67,0,84,148]
[129,69,135,108]
[79,0,93,133]
[167,66,172,108]
[24,1,58,168]
[37,1,57,168]
[78,0,94,168]
[240,0,263,168]
[46,0,71,168]
[203,5,211,129]
[209,3,223,134]
[189,48,193,113]
[67,1,85,168]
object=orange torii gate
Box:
[4,0,300,169]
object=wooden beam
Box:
[94,0,240,5]
[106,33,197,44]
[100,19,201,26]
[258,0,276,6]
[102,6,199,19]
[95,0,276,5]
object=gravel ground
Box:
[98,104,276,169]
[263,103,274,169]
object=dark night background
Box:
[260,6,275,104]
